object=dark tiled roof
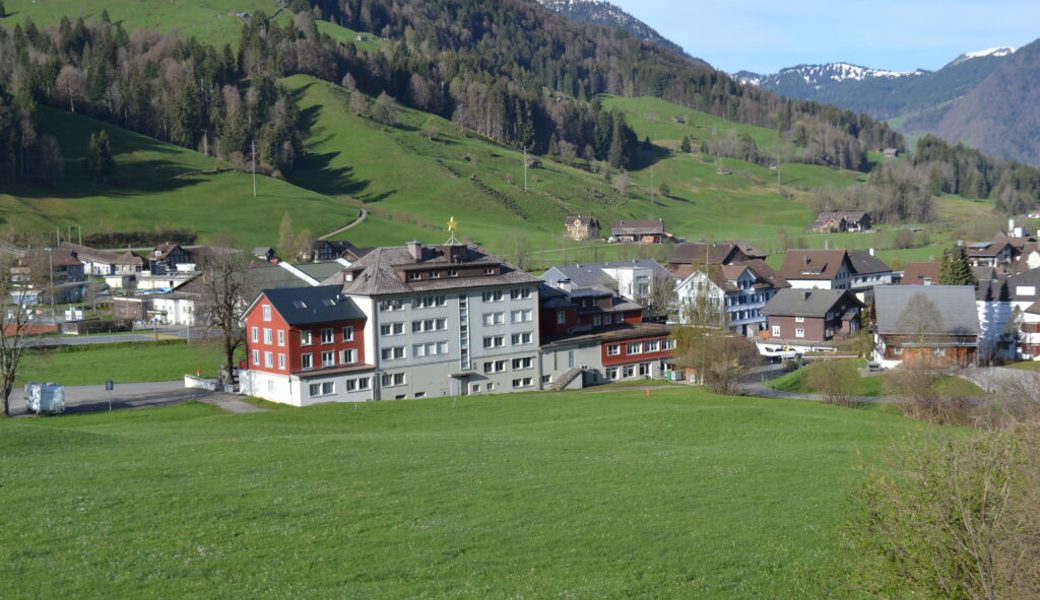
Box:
[667,242,744,266]
[611,219,664,235]
[263,285,366,326]
[848,251,892,275]
[1006,268,1040,302]
[541,322,673,347]
[762,288,859,318]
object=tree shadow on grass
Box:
[7,161,209,200]
[631,143,673,171]
[292,102,372,198]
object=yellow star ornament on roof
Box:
[447,216,459,233]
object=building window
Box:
[557,311,567,324]
[407,271,421,281]
[639,362,651,376]
[381,347,406,361]
[343,326,354,341]
[251,327,259,343]
[644,340,660,353]
[278,353,286,370]
[308,382,334,397]
[483,312,505,326]
[512,377,533,389]
[615,313,623,324]
[607,367,619,380]
[485,383,495,392]
[449,269,459,277]
[511,332,533,345]
[483,336,505,348]
[627,342,642,355]
[484,267,496,275]
[795,328,805,338]
[607,344,621,356]
[771,325,781,337]
[482,290,504,303]
[277,330,285,346]
[381,373,406,387]
[321,328,334,344]
[357,377,370,390]
[795,316,805,323]
[262,305,272,321]
[345,379,357,392]
[301,353,313,370]
[510,288,532,300]
[380,322,405,336]
[264,351,273,368]
[263,328,272,344]
[471,384,481,394]
[623,365,634,378]
[379,299,403,312]
[300,330,313,346]
[414,295,446,309]
[252,349,260,366]
[483,360,507,373]
[341,349,356,364]
[512,357,533,370]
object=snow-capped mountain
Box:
[536,0,694,61]
[946,46,1016,68]
[735,63,928,91]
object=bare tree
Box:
[806,359,860,406]
[645,271,677,318]
[672,292,757,393]
[197,244,252,385]
[54,65,88,113]
[0,235,47,415]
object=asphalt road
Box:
[9,381,206,416]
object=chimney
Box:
[802,290,811,300]
[1009,218,1016,234]
[868,247,875,257]
[406,241,423,262]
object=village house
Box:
[759,288,862,356]
[777,249,855,290]
[304,240,369,263]
[144,243,193,275]
[847,249,896,301]
[673,260,788,337]
[809,211,872,233]
[239,285,373,406]
[666,241,767,270]
[965,240,1016,272]
[542,259,672,306]
[872,285,980,369]
[610,219,667,244]
[61,242,143,276]
[564,215,601,241]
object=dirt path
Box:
[319,207,368,240]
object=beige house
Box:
[565,215,601,241]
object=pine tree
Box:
[939,245,976,286]
[680,135,692,153]
[84,131,114,181]
[0,1,7,18]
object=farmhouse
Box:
[809,211,872,233]
[145,243,193,274]
[759,288,862,356]
[778,249,855,290]
[872,285,980,369]
[666,241,766,270]
[610,219,666,244]
[61,242,144,276]
[674,260,788,337]
[564,215,601,241]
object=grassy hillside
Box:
[0,387,911,598]
[0,106,358,248]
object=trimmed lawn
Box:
[770,360,882,397]
[18,340,227,386]
[0,388,910,598]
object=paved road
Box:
[9,381,264,416]
[319,207,368,240]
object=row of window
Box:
[482,309,533,326]
[379,296,447,311]
[772,326,805,338]
[606,338,674,357]
[308,376,372,398]
[482,332,533,348]
[254,348,359,371]
[482,356,534,374]
[252,326,354,346]
[556,311,626,326]
[605,362,660,380]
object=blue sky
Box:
[607,1,1040,74]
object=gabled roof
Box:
[543,265,617,290]
[965,240,1013,258]
[566,215,600,227]
[292,261,348,282]
[667,242,747,266]
[61,242,144,267]
[976,277,1011,302]
[778,250,852,281]
[811,211,869,228]
[762,288,859,318]
[611,219,664,235]
[901,262,941,285]
[261,285,366,326]
[1006,268,1040,302]
[848,251,892,276]
[873,285,980,336]
[150,243,187,261]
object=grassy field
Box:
[770,360,883,397]
[0,386,912,598]
[18,340,228,385]
[0,106,358,248]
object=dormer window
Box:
[449,269,459,277]
[407,272,421,281]
[430,271,441,279]
[484,267,496,275]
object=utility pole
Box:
[650,167,655,208]
[776,137,781,191]
[523,146,528,192]
[47,247,54,322]
[251,138,257,197]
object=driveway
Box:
[8,381,259,416]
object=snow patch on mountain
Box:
[737,63,927,90]
[948,47,1016,67]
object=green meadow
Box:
[0,387,911,598]
[18,340,228,385]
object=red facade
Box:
[244,296,367,376]
[601,334,673,366]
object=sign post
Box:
[105,378,114,412]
